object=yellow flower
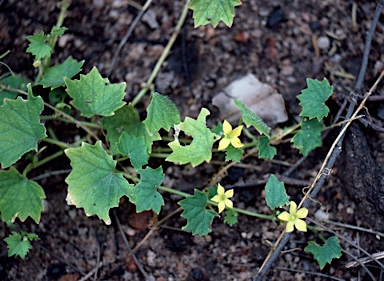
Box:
[218,120,244,150]
[211,183,234,213]
[278,201,308,232]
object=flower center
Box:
[290,213,298,221]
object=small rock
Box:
[267,6,285,28]
[93,0,104,9]
[309,20,321,32]
[142,10,160,29]
[317,36,330,50]
[314,209,328,220]
[281,65,294,76]
[147,250,156,267]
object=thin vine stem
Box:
[23,150,64,177]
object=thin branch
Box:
[321,219,384,238]
[112,210,149,280]
[274,266,345,281]
[106,0,153,78]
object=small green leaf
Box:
[50,26,68,36]
[179,189,217,235]
[297,78,333,121]
[166,108,219,167]
[189,0,242,27]
[0,167,46,223]
[0,85,46,168]
[129,167,164,214]
[257,136,276,159]
[224,209,238,226]
[305,236,342,269]
[102,106,160,154]
[65,67,126,117]
[26,30,52,61]
[211,122,223,135]
[65,141,133,224]
[144,92,180,134]
[117,132,149,169]
[4,231,39,259]
[0,74,30,105]
[233,99,271,136]
[292,118,323,156]
[225,145,243,162]
[265,174,289,209]
[38,56,84,89]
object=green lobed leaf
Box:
[65,141,134,224]
[0,84,46,168]
[129,167,164,214]
[189,0,242,27]
[166,108,219,167]
[265,174,289,209]
[144,92,180,134]
[50,26,68,36]
[297,78,333,121]
[3,231,38,259]
[292,118,323,156]
[117,132,149,169]
[257,136,277,160]
[179,189,217,235]
[65,67,126,117]
[38,56,84,89]
[0,167,46,223]
[26,30,52,61]
[233,99,271,136]
[305,236,342,269]
[225,145,243,162]
[102,106,160,154]
[224,209,238,226]
[0,74,30,105]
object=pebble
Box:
[317,36,330,50]
[143,10,160,29]
[314,209,328,220]
[147,250,157,267]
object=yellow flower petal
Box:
[231,137,244,148]
[231,125,243,137]
[297,208,308,218]
[222,120,232,135]
[225,189,234,198]
[286,221,294,232]
[225,199,233,209]
[218,138,230,150]
[289,201,297,213]
[217,183,225,195]
[217,201,225,213]
[295,219,307,232]
[211,195,221,203]
[278,211,290,222]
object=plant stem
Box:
[42,138,71,149]
[23,150,64,177]
[36,0,71,82]
[158,185,191,198]
[158,186,274,220]
[232,207,275,220]
[131,0,191,106]
[40,116,101,129]
[150,153,170,158]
